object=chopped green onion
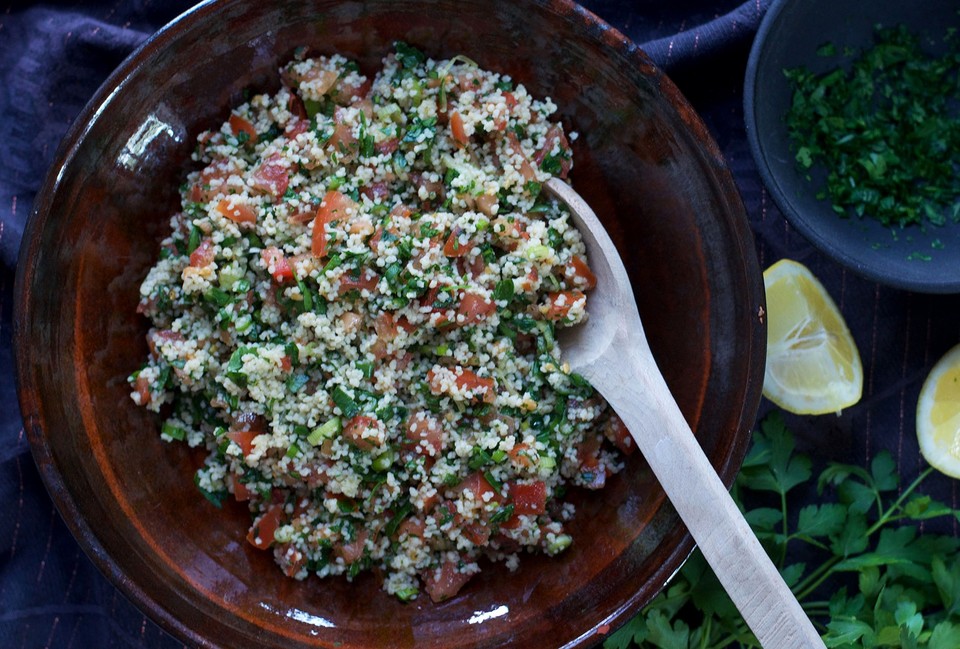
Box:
[332,386,360,418]
[545,533,572,555]
[162,422,187,441]
[308,417,342,445]
[526,244,551,261]
[372,449,395,472]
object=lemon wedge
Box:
[917,343,960,478]
[762,259,863,415]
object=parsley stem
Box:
[698,615,712,649]
[778,489,789,568]
[866,466,934,536]
[793,555,842,601]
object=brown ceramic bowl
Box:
[14,1,765,647]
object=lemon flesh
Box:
[762,259,863,415]
[917,343,960,479]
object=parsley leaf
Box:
[606,411,959,649]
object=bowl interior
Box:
[745,0,960,293]
[15,1,764,647]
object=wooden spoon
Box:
[545,178,824,648]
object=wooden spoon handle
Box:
[603,365,824,648]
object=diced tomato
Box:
[510,481,547,516]
[410,172,445,208]
[334,528,369,564]
[424,560,474,602]
[568,255,597,290]
[288,202,319,224]
[328,106,357,152]
[230,476,252,502]
[405,411,444,456]
[420,285,442,309]
[456,370,496,404]
[311,190,357,258]
[505,132,537,183]
[475,193,498,216]
[359,181,390,203]
[338,268,379,295]
[374,312,399,342]
[508,443,536,469]
[134,374,151,406]
[456,254,486,281]
[288,93,308,121]
[216,198,257,224]
[147,329,184,358]
[456,292,495,326]
[397,516,425,540]
[250,152,289,199]
[443,226,473,257]
[246,504,283,550]
[226,430,260,457]
[276,542,307,578]
[396,315,417,333]
[418,492,440,513]
[189,238,216,267]
[286,118,309,138]
[375,138,399,155]
[503,91,518,108]
[542,290,585,321]
[462,521,490,546]
[457,471,500,502]
[426,367,497,404]
[190,159,237,203]
[294,67,339,96]
[342,415,381,451]
[450,111,468,147]
[604,413,635,455]
[229,114,258,145]
[260,246,295,283]
[533,124,572,178]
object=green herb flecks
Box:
[784,25,960,231]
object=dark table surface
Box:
[2,1,959,647]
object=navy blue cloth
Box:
[2,1,958,647]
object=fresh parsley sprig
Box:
[606,412,960,649]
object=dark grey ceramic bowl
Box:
[745,0,960,293]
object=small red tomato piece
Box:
[260,246,295,283]
[247,504,283,550]
[569,255,597,290]
[250,152,289,199]
[510,481,547,516]
[311,190,357,258]
[450,110,468,147]
[216,198,257,224]
[443,226,473,258]
[337,268,379,295]
[423,559,473,603]
[405,411,444,456]
[334,528,369,564]
[542,289,585,321]
[189,238,216,268]
[226,430,260,457]
[456,292,495,326]
[342,415,381,452]
[229,114,258,144]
